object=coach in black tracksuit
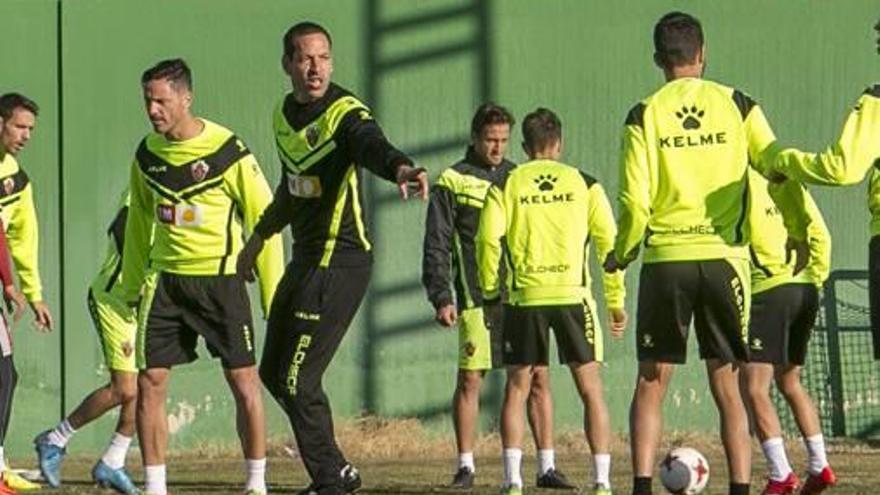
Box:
[237,22,426,495]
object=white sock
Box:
[594,453,611,488]
[761,437,793,481]
[245,458,267,493]
[0,446,6,471]
[144,464,167,495]
[804,434,829,474]
[458,452,475,472]
[537,449,555,475]
[100,433,132,470]
[48,419,76,448]
[503,448,523,488]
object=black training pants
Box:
[259,262,371,490]
[869,236,880,359]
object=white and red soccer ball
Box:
[659,447,710,494]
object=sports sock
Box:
[729,482,750,495]
[458,452,475,472]
[804,434,829,474]
[0,446,6,471]
[502,448,522,488]
[632,476,652,495]
[594,453,611,488]
[100,433,132,470]
[48,419,76,448]
[144,464,167,495]
[537,449,555,475]
[245,458,266,493]
[761,437,793,481]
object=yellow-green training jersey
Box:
[0,152,42,302]
[615,77,810,266]
[255,83,411,268]
[121,119,284,315]
[476,159,625,308]
[773,85,880,187]
[748,169,831,294]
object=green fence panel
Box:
[0,0,63,459]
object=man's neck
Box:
[165,117,204,142]
[664,64,703,81]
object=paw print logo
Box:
[534,174,557,191]
[676,105,705,130]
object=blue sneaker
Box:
[91,461,141,495]
[33,431,65,488]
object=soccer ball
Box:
[659,447,710,494]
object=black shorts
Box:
[140,272,255,369]
[501,303,599,366]
[748,283,819,365]
[870,236,880,360]
[636,259,749,364]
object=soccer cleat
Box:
[0,480,17,495]
[592,487,613,495]
[244,491,266,495]
[1,471,39,491]
[761,472,800,495]
[340,463,361,493]
[799,466,837,495]
[33,430,66,488]
[536,468,576,490]
[449,467,475,489]
[500,485,523,495]
[92,460,141,494]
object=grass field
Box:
[10,419,880,494]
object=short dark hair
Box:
[283,21,332,60]
[0,93,39,120]
[141,58,192,92]
[522,108,561,152]
[654,12,704,69]
[470,102,515,137]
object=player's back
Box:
[626,77,772,262]
[499,159,595,304]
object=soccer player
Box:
[236,21,427,495]
[603,12,809,495]
[35,190,140,494]
[743,171,836,495]
[0,95,52,331]
[422,103,571,490]
[118,59,284,495]
[477,108,627,495]
[0,93,51,493]
[765,20,880,362]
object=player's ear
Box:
[653,52,665,70]
[281,54,292,76]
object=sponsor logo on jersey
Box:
[287,172,322,198]
[191,160,210,182]
[659,105,728,149]
[523,263,570,274]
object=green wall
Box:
[0,0,876,455]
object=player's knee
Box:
[457,371,483,396]
[775,374,803,399]
[112,380,138,404]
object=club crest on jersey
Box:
[191,160,210,182]
[306,124,321,148]
[2,178,14,196]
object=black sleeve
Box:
[254,176,291,238]
[421,184,456,309]
[107,206,128,255]
[339,109,411,182]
